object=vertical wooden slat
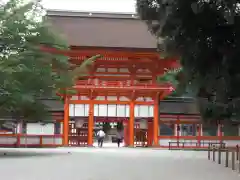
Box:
[218,148,221,164]
[213,147,216,161]
[225,149,229,167]
[232,151,235,170]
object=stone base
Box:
[87,145,95,148]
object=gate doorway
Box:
[94,117,125,147]
[68,117,154,147]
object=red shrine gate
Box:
[42,47,179,147]
[0,10,239,149]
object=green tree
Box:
[157,67,184,96]
[0,0,100,123]
[102,122,111,133]
[116,122,124,131]
[137,0,240,122]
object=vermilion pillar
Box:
[123,121,129,146]
[197,124,202,146]
[147,121,153,146]
[153,95,159,146]
[129,101,135,147]
[176,116,180,147]
[88,102,94,146]
[63,96,69,146]
[217,122,223,143]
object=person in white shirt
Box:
[97,129,105,147]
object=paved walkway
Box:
[0,148,240,180]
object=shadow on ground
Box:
[0,151,70,159]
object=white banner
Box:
[75,119,85,128]
[139,120,148,129]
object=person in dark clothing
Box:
[116,131,123,147]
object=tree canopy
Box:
[0,0,99,122]
[137,0,240,122]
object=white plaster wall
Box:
[42,137,63,145]
[20,136,40,145]
[26,123,54,135]
[223,140,240,147]
[69,104,154,117]
[0,137,17,144]
[0,136,63,146]
[0,123,61,146]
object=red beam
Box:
[41,46,162,58]
[70,59,178,69]
[73,85,172,91]
[92,71,154,76]
[79,75,154,80]
[41,46,180,68]
[71,59,161,64]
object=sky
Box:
[41,0,136,13]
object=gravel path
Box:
[0,148,239,180]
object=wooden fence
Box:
[208,144,240,173]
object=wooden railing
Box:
[208,144,240,173]
[0,134,63,148]
[159,136,240,140]
[158,136,240,149]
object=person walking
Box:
[96,129,105,147]
[116,130,123,148]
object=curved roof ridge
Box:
[47,9,136,15]
[47,9,137,19]
[46,10,156,49]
